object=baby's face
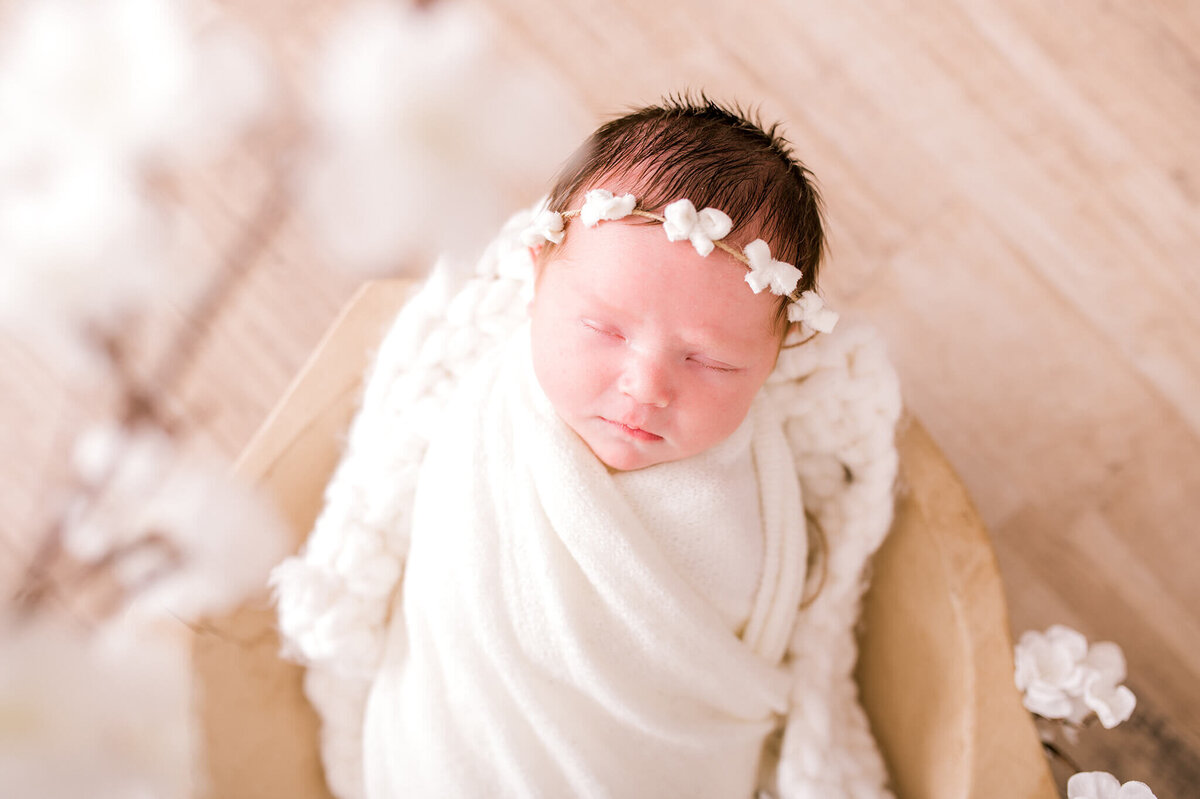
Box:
[529,216,782,471]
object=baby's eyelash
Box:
[690,357,737,373]
[582,320,623,339]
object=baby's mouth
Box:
[602,417,663,442]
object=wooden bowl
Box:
[190,279,1056,799]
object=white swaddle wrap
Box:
[271,205,903,799]
[363,328,806,798]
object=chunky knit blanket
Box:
[271,207,903,799]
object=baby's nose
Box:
[618,353,671,408]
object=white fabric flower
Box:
[1067,771,1157,799]
[1014,625,1136,727]
[519,209,564,246]
[579,189,636,227]
[743,238,801,295]
[787,290,839,333]
[1014,625,1090,719]
[662,198,732,256]
[1081,642,1137,728]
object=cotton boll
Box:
[63,427,292,620]
[0,615,196,799]
[165,15,273,165]
[0,0,268,373]
[121,452,292,619]
[0,0,186,164]
[0,0,268,168]
[0,159,167,371]
[299,0,586,275]
[71,422,128,486]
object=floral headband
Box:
[520,189,838,335]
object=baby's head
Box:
[526,96,829,471]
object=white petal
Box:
[1085,640,1128,684]
[519,209,564,246]
[1086,681,1136,728]
[743,238,771,266]
[662,198,697,242]
[1065,693,1093,725]
[1067,771,1122,799]
[609,192,637,219]
[808,306,839,333]
[580,189,634,226]
[1046,624,1090,662]
[689,232,715,256]
[1117,781,1158,799]
[580,189,609,226]
[696,207,732,240]
[1022,683,1073,719]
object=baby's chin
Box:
[583,433,677,473]
[572,431,639,472]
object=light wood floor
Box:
[2,0,1196,794]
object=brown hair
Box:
[543,94,826,311]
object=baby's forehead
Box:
[539,215,783,334]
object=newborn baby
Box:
[275,96,898,799]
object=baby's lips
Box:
[605,417,664,441]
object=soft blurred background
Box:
[1,0,1196,796]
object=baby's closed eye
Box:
[581,319,625,340]
[687,356,739,373]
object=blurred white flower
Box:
[0,615,196,799]
[520,208,565,247]
[1014,624,1136,727]
[1067,771,1157,799]
[0,0,269,368]
[0,0,269,168]
[64,424,291,619]
[0,159,167,370]
[788,290,839,334]
[299,0,585,275]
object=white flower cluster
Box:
[299,0,584,275]
[521,191,839,335]
[1014,624,1136,729]
[1068,771,1157,799]
[0,0,268,370]
[69,423,291,620]
[1,422,292,799]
